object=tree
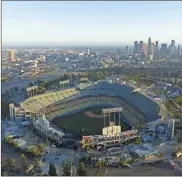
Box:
[71,74,76,80]
[63,74,68,80]
[62,160,70,176]
[8,158,16,168]
[41,80,48,88]
[48,163,58,176]
[77,162,87,176]
[20,153,28,173]
[14,87,18,92]
[37,78,41,85]
[32,158,41,174]
[29,81,34,87]
[38,143,45,154]
[136,138,142,144]
[21,88,25,92]
[13,142,20,149]
[10,88,14,93]
[95,160,103,168]
[121,160,127,166]
[155,89,162,96]
[5,88,10,95]
[5,136,13,144]
[28,146,39,156]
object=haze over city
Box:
[2,1,182,47]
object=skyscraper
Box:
[178,45,181,56]
[139,41,143,53]
[171,40,175,54]
[9,50,15,62]
[125,46,129,55]
[161,43,168,53]
[151,43,155,55]
[147,37,152,55]
[87,48,90,55]
[142,43,148,56]
[134,41,138,54]
[155,41,158,53]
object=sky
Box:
[2,1,182,47]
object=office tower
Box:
[134,41,139,54]
[171,40,175,54]
[139,41,143,53]
[151,43,155,55]
[87,48,90,55]
[161,43,168,53]
[155,41,158,53]
[178,45,181,56]
[147,37,152,55]
[117,48,121,54]
[125,46,129,55]
[142,43,148,56]
[9,50,15,62]
[168,45,172,54]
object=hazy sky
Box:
[2,1,182,46]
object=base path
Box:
[84,110,109,118]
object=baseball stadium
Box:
[20,81,162,136]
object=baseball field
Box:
[52,107,128,136]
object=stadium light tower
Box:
[102,107,122,128]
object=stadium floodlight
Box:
[102,107,123,128]
[60,80,70,90]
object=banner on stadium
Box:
[26,85,38,92]
[60,80,69,85]
[102,107,123,114]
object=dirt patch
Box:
[84,110,109,118]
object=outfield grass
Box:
[52,107,127,136]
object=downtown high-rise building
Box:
[171,40,175,54]
[9,50,15,62]
[134,41,139,54]
[155,41,158,53]
[87,48,90,55]
[142,43,148,56]
[125,46,129,55]
[161,43,168,53]
[151,43,155,55]
[139,41,143,53]
[178,45,181,56]
[147,37,152,55]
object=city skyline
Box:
[2,1,182,47]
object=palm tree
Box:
[32,158,41,174]
[49,163,58,176]
[20,153,28,172]
[39,143,45,154]
[5,136,13,144]
[77,162,87,176]
[8,158,16,172]
[62,160,70,176]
